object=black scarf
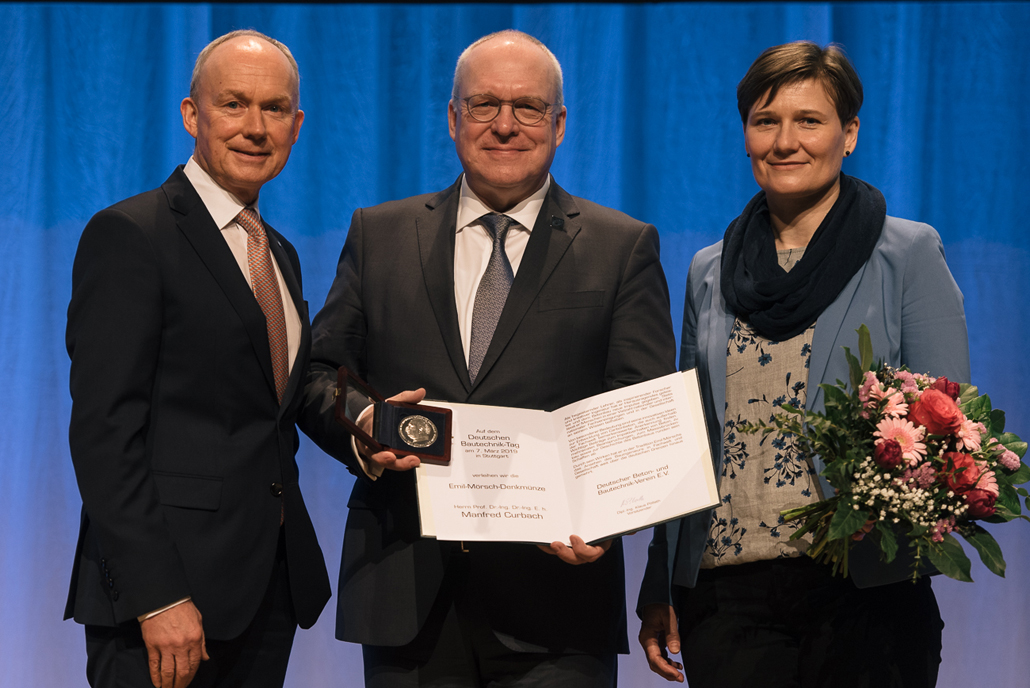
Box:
[720,173,886,341]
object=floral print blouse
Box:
[701,248,826,568]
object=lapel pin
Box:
[550,216,564,228]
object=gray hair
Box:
[189,30,301,108]
[451,30,564,108]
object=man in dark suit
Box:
[300,30,676,686]
[66,30,330,688]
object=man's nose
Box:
[241,106,267,138]
[491,103,519,137]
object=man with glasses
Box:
[301,30,675,686]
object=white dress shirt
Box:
[453,174,549,359]
[183,156,302,373]
[355,175,550,480]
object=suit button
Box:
[270,482,283,498]
[112,591,119,601]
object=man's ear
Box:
[291,110,305,144]
[181,98,199,138]
[554,106,567,147]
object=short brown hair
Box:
[737,41,862,126]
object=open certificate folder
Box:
[414,370,718,544]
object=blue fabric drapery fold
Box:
[2,4,1027,685]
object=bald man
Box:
[65,30,329,688]
[300,30,676,687]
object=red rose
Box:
[943,452,980,493]
[908,389,963,436]
[964,489,997,518]
[874,439,903,470]
[930,376,961,400]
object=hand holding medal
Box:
[334,367,453,467]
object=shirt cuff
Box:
[351,405,383,481]
[138,597,191,623]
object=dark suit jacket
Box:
[65,167,330,640]
[300,177,677,654]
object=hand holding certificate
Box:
[414,371,718,545]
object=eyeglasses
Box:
[462,94,552,125]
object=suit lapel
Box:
[417,181,471,394]
[162,168,279,400]
[704,260,735,483]
[808,263,868,413]
[471,183,581,389]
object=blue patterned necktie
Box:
[468,213,515,383]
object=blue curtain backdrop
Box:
[2,3,1027,685]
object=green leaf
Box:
[856,325,873,373]
[959,525,1006,577]
[874,521,898,563]
[776,403,805,417]
[1001,434,1028,460]
[989,408,1005,434]
[821,384,852,412]
[843,345,862,392]
[821,461,853,493]
[907,521,929,538]
[926,534,973,582]
[957,383,980,406]
[994,482,1022,520]
[961,395,990,420]
[1009,461,1030,485]
[828,503,869,540]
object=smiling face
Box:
[181,36,303,205]
[745,78,858,212]
[448,38,566,212]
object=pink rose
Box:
[943,452,981,493]
[874,439,904,470]
[908,389,964,436]
[930,376,961,400]
[964,489,997,519]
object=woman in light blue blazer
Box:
[638,42,969,687]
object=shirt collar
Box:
[456,174,550,234]
[183,156,261,229]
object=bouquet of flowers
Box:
[741,325,1028,582]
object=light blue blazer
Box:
[639,215,970,608]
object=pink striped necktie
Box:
[236,208,289,404]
